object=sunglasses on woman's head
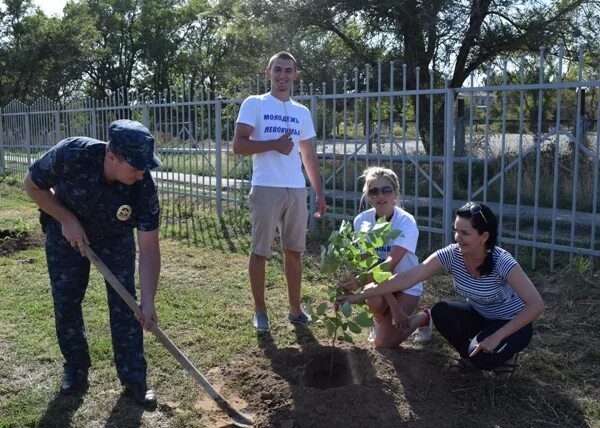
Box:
[469,203,488,224]
[368,186,394,196]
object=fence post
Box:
[455,98,465,156]
[90,108,98,140]
[215,100,222,218]
[443,87,455,245]
[143,104,150,129]
[309,95,318,233]
[0,111,5,173]
[25,112,31,167]
[54,110,61,143]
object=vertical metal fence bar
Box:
[499,61,508,242]
[310,92,318,232]
[54,110,61,144]
[550,44,565,270]
[321,82,327,219]
[414,68,420,220]
[224,97,231,211]
[401,65,407,209]
[467,75,474,200]
[353,70,359,215]
[331,78,337,218]
[569,45,585,267]
[0,110,5,173]
[91,107,97,140]
[443,83,455,245]
[376,61,382,163]
[428,69,434,252]
[176,83,184,229]
[483,66,491,203]
[591,63,600,268]
[215,100,222,218]
[515,56,526,260]
[532,47,545,270]
[365,64,371,166]
[342,74,348,216]
[25,112,31,167]
[207,89,214,210]
[199,88,206,211]
[389,62,395,170]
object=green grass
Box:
[0,175,599,427]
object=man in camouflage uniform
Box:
[24,119,162,407]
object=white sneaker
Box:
[412,308,432,343]
[367,326,376,342]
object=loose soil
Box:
[0,229,44,256]
[212,333,466,428]
[203,313,593,428]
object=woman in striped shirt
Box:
[337,202,544,377]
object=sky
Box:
[32,0,68,17]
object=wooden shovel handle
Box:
[83,243,253,427]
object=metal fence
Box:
[2,47,600,270]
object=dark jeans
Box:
[431,300,532,370]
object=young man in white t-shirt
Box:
[233,51,326,332]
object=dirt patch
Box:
[218,332,466,428]
[0,230,44,256]
[215,318,594,428]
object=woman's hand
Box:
[389,303,410,329]
[335,293,363,308]
[338,275,359,292]
[469,333,503,357]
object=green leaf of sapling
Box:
[374,260,390,272]
[354,311,375,327]
[372,270,393,283]
[341,302,353,318]
[347,321,361,334]
[325,319,337,337]
[316,302,328,316]
[304,303,314,316]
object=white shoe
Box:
[412,308,432,343]
[367,326,376,343]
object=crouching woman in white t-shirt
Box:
[338,167,432,348]
[337,202,544,378]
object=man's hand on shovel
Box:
[137,301,158,331]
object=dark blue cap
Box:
[107,119,161,170]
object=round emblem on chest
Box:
[116,205,132,221]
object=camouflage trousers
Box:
[44,218,147,388]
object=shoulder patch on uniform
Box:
[150,194,160,215]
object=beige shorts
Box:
[249,186,308,257]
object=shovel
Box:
[83,243,253,427]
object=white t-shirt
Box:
[236,93,316,188]
[353,206,423,296]
[434,244,523,320]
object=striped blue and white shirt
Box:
[434,244,524,320]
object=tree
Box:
[282,0,590,153]
[0,0,91,105]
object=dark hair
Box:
[268,51,297,69]
[456,202,498,276]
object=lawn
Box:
[0,173,598,428]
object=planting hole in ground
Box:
[302,348,357,389]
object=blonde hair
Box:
[359,166,401,208]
